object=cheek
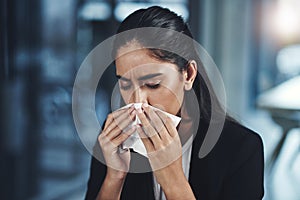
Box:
[119,90,132,104]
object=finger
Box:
[113,106,135,125]
[108,109,136,136]
[103,109,127,134]
[142,103,168,141]
[106,110,136,140]
[136,107,161,148]
[98,111,136,147]
[156,111,178,138]
[112,125,137,146]
[104,106,135,134]
[136,125,155,153]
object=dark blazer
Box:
[85,119,264,200]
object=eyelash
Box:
[120,83,161,90]
[146,83,160,89]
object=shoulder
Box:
[199,118,264,168]
[195,117,264,161]
[213,118,264,173]
[220,119,263,154]
[223,119,262,143]
[190,118,264,199]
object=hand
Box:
[136,104,195,199]
[98,106,136,179]
[136,104,183,184]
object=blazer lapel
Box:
[188,119,209,199]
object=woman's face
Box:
[115,47,186,116]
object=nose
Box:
[131,87,148,104]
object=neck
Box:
[178,120,194,145]
[177,101,194,145]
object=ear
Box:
[183,60,197,90]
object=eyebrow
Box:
[116,73,163,81]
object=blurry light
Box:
[273,0,300,42]
[277,44,300,75]
[79,1,111,21]
[114,2,189,22]
[257,76,300,110]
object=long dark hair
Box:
[112,6,226,123]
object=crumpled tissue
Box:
[118,103,181,157]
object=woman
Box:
[85,6,264,200]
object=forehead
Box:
[115,48,179,77]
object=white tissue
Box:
[118,103,181,157]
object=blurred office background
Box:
[1,0,299,199]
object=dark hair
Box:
[112,6,226,123]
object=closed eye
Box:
[145,83,160,89]
[143,80,161,89]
